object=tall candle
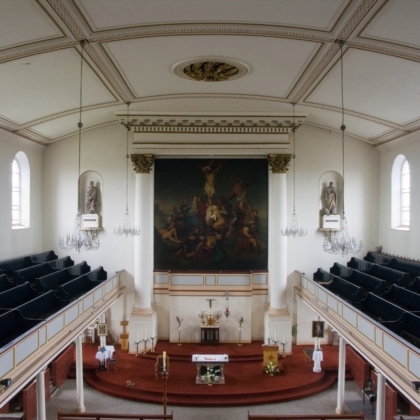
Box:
[274,330,277,341]
[145,329,147,341]
[137,332,139,342]
[163,351,166,370]
[283,332,285,343]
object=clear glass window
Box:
[11,159,21,226]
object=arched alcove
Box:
[318,171,343,228]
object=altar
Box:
[192,354,229,384]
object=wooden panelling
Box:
[51,346,74,387]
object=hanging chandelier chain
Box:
[292,103,296,211]
[125,102,130,211]
[77,40,85,211]
[339,41,346,215]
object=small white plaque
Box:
[322,215,341,228]
[82,214,101,228]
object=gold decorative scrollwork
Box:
[131,154,155,173]
[268,154,292,173]
[183,61,239,82]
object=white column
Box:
[376,372,386,420]
[132,154,155,310]
[75,335,85,413]
[268,154,292,310]
[336,336,346,414]
[36,370,46,420]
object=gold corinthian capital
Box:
[268,154,292,174]
[131,154,155,173]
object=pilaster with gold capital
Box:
[131,154,155,173]
[268,154,292,174]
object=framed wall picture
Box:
[312,321,324,338]
[98,323,107,336]
[154,158,268,271]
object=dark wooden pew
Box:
[331,263,386,297]
[0,256,34,280]
[364,265,410,289]
[364,252,393,265]
[347,257,374,271]
[385,285,420,314]
[0,309,42,349]
[389,258,420,282]
[57,267,107,301]
[49,256,74,270]
[35,261,90,293]
[0,282,37,310]
[356,292,406,325]
[313,269,364,304]
[15,290,67,319]
[30,250,58,264]
[14,256,73,286]
[398,312,420,348]
[0,274,14,293]
[408,277,420,295]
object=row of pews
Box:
[314,251,420,349]
[0,250,107,349]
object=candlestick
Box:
[137,331,139,343]
[283,332,285,343]
[150,336,155,352]
[163,351,166,370]
[145,329,147,341]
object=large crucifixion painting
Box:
[153,158,268,271]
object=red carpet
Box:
[76,342,348,407]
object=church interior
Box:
[1,1,420,419]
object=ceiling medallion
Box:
[174,58,248,82]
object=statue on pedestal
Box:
[85,181,97,214]
[324,182,337,216]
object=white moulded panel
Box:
[318,289,327,305]
[48,315,64,340]
[409,351,420,377]
[0,349,14,377]
[105,280,113,294]
[218,275,250,286]
[375,328,383,347]
[39,326,47,346]
[343,306,357,327]
[384,335,407,367]
[358,317,374,341]
[206,275,216,286]
[65,305,79,326]
[94,289,103,303]
[155,274,168,284]
[16,334,38,365]
[79,301,84,314]
[328,295,338,313]
[84,294,94,311]
[253,274,267,285]
[171,275,203,286]
[307,281,315,295]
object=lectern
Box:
[262,345,279,366]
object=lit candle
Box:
[145,329,147,341]
[274,330,277,341]
[163,351,166,370]
[283,332,285,343]
[137,332,139,343]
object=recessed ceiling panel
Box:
[104,35,319,99]
[306,48,420,126]
[78,0,348,31]
[0,0,62,50]
[0,48,116,125]
[361,0,420,49]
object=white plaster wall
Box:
[377,134,420,259]
[0,129,43,260]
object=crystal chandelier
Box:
[323,41,362,256]
[59,40,100,252]
[282,104,307,238]
[114,103,140,237]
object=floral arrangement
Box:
[238,316,244,328]
[176,316,183,327]
[214,310,222,322]
[263,360,280,375]
[198,310,206,320]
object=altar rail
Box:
[296,271,420,408]
[0,271,124,408]
[248,414,364,420]
[57,413,173,420]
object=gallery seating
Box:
[0,282,37,311]
[355,292,406,325]
[330,263,386,297]
[35,261,90,293]
[0,309,42,349]
[408,277,420,295]
[0,274,14,293]
[57,267,107,302]
[0,256,33,280]
[313,269,364,304]
[14,290,67,320]
[347,257,374,271]
[13,256,74,286]
[396,312,420,348]
[363,264,410,289]
[29,250,58,264]
[385,285,420,314]
[364,252,393,265]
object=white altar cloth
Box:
[192,354,229,363]
[192,354,229,384]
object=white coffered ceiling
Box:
[0,0,419,146]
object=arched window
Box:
[391,155,410,230]
[11,152,30,229]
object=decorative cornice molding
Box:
[131,154,155,173]
[46,0,86,40]
[268,154,292,174]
